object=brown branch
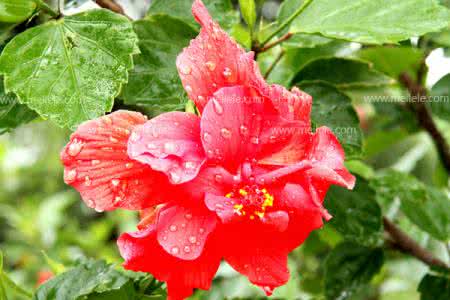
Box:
[384,217,449,269]
[95,0,131,20]
[257,32,293,53]
[264,49,285,79]
[399,72,450,173]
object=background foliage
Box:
[0,0,450,299]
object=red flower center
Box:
[225,185,274,220]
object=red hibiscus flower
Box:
[60,1,355,299]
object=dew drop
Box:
[238,125,248,136]
[184,161,196,170]
[68,139,83,156]
[147,143,157,150]
[185,213,193,220]
[212,98,224,115]
[214,174,223,182]
[170,171,181,184]
[197,95,205,102]
[101,116,112,125]
[91,160,100,166]
[130,132,140,142]
[114,196,121,204]
[203,132,212,143]
[220,128,231,139]
[205,61,216,71]
[250,136,260,144]
[125,162,133,169]
[206,149,214,158]
[169,225,177,232]
[171,247,180,255]
[164,142,178,153]
[199,228,205,234]
[188,236,197,244]
[64,169,77,183]
[179,65,191,75]
[109,136,119,143]
[111,179,120,187]
[223,67,232,78]
[84,176,92,186]
[185,85,193,93]
[183,246,191,253]
[86,199,95,207]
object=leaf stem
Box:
[384,217,449,269]
[36,0,60,18]
[259,0,313,47]
[399,72,450,173]
[0,272,33,299]
[264,49,285,79]
[259,32,293,53]
[95,0,132,20]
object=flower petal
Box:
[176,0,264,112]
[201,85,305,171]
[118,225,221,300]
[307,126,356,189]
[222,227,290,295]
[156,204,217,260]
[267,85,312,124]
[128,112,205,184]
[60,110,170,212]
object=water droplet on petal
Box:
[239,125,248,136]
[212,98,224,115]
[205,61,216,71]
[169,225,177,232]
[185,85,193,93]
[214,174,223,182]
[185,213,192,220]
[184,161,197,170]
[84,176,92,186]
[199,228,205,234]
[68,139,83,156]
[114,196,121,204]
[125,162,133,169]
[130,132,140,142]
[206,149,214,158]
[170,171,181,184]
[111,179,120,187]
[179,65,191,75]
[91,160,100,166]
[64,169,77,183]
[109,136,119,143]
[101,116,112,125]
[183,246,191,253]
[220,128,231,139]
[164,142,178,153]
[223,67,232,78]
[188,236,197,244]
[171,247,180,255]
[198,95,205,102]
[203,132,212,143]
[86,199,95,207]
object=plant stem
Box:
[259,32,293,53]
[1,272,33,299]
[259,0,313,47]
[36,0,60,18]
[264,49,285,79]
[384,217,449,269]
[399,72,450,173]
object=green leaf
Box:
[147,0,239,31]
[239,0,256,30]
[299,81,363,158]
[324,242,384,300]
[0,0,37,23]
[292,57,396,89]
[121,15,197,114]
[371,170,450,241]
[0,77,36,134]
[0,23,17,46]
[283,33,333,49]
[356,46,424,81]
[0,9,139,129]
[418,268,450,300]
[289,0,450,44]
[325,176,383,246]
[429,74,450,122]
[33,260,132,300]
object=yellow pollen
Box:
[227,186,275,220]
